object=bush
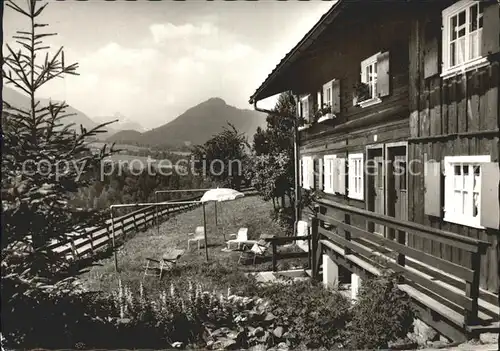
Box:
[3,265,414,350]
[1,276,117,349]
[252,280,352,349]
[348,273,414,349]
[270,207,294,235]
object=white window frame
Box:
[322,80,334,108]
[348,153,364,200]
[323,155,336,194]
[300,95,310,121]
[441,0,488,78]
[359,53,382,108]
[301,156,314,190]
[443,155,490,228]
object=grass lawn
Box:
[80,195,308,296]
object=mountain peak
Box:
[205,97,226,105]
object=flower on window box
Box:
[297,116,311,131]
[313,103,336,123]
[353,82,370,104]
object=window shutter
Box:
[312,158,317,190]
[323,158,329,192]
[443,161,453,218]
[317,91,323,110]
[307,157,314,189]
[302,157,307,189]
[331,157,338,193]
[338,158,346,195]
[424,18,440,78]
[332,79,341,114]
[300,158,303,187]
[480,162,500,229]
[318,158,323,191]
[296,98,302,118]
[481,3,500,57]
[424,161,442,217]
[376,51,390,97]
[347,157,354,197]
[308,95,315,123]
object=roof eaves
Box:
[249,0,346,104]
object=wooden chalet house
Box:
[249,0,499,342]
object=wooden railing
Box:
[263,236,311,272]
[311,198,491,327]
[47,187,257,260]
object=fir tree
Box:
[2,0,116,281]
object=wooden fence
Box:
[47,187,257,261]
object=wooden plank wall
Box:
[408,14,500,293]
[297,4,412,277]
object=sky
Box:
[3,0,333,129]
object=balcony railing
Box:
[309,198,491,327]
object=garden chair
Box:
[296,220,309,249]
[226,227,250,250]
[144,248,185,280]
[238,239,271,265]
[187,226,205,251]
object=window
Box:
[323,80,333,108]
[348,153,364,200]
[442,0,487,76]
[300,95,310,122]
[359,53,382,107]
[323,155,336,194]
[301,156,314,190]
[444,155,490,228]
[324,155,346,195]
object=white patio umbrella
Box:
[200,188,245,202]
[199,188,245,260]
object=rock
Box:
[388,337,418,350]
[264,312,276,321]
[426,339,449,348]
[440,334,451,343]
[273,326,284,338]
[212,338,237,350]
[277,341,289,350]
[248,344,267,351]
[413,319,439,345]
[228,331,242,340]
[480,333,499,345]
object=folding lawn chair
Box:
[238,239,271,265]
[144,248,185,280]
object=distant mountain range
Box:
[94,112,146,133]
[3,86,103,132]
[2,87,267,147]
[2,87,144,139]
[106,97,267,148]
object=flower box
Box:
[317,113,335,123]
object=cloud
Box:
[4,0,334,130]
[79,43,161,72]
[34,20,263,128]
[193,43,253,62]
[150,22,218,44]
